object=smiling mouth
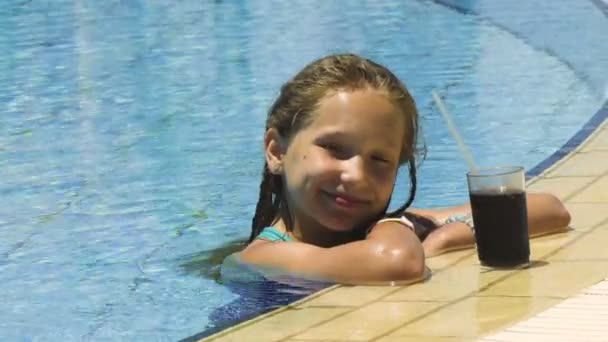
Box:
[323,191,370,209]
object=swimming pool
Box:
[1,0,606,341]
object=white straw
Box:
[431,90,478,172]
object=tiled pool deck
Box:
[203,115,608,341]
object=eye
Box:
[321,142,337,151]
[371,154,392,164]
[322,142,341,153]
[319,142,348,159]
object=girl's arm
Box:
[238,221,426,285]
[525,192,571,237]
[422,222,475,257]
[420,192,571,257]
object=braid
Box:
[249,165,280,243]
[387,158,417,217]
[403,212,440,241]
[404,158,417,209]
[384,159,444,242]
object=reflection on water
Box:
[179,239,245,282]
[185,279,327,341]
[179,247,331,341]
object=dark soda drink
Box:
[469,190,530,267]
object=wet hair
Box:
[248,53,423,243]
[402,212,440,242]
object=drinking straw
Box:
[431,90,478,172]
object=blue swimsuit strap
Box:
[257,227,294,242]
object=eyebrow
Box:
[314,130,402,154]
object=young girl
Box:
[237,53,572,285]
[239,53,427,285]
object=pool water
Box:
[1,0,606,341]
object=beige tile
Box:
[564,202,608,231]
[430,250,520,269]
[529,230,581,260]
[376,336,476,342]
[526,177,595,200]
[384,265,514,302]
[287,285,340,306]
[287,338,476,342]
[480,279,608,342]
[581,124,608,151]
[284,340,347,342]
[206,307,349,342]
[545,151,608,177]
[297,285,398,308]
[427,248,486,268]
[293,301,440,341]
[480,331,608,342]
[426,249,478,271]
[383,296,559,339]
[283,340,328,342]
[569,174,608,203]
[548,226,608,261]
[480,260,608,298]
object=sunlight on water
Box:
[0,0,606,340]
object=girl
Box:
[237,53,571,285]
[239,53,427,285]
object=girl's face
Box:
[279,88,406,234]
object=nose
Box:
[340,155,366,184]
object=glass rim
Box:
[466,166,524,178]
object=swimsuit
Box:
[256,227,294,242]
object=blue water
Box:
[1,0,606,340]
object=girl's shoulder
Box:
[239,226,294,263]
